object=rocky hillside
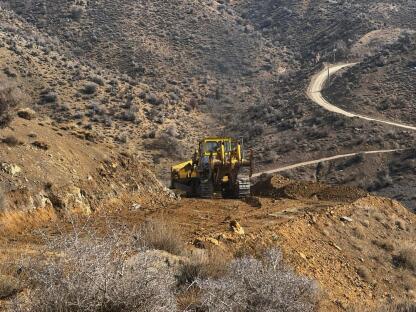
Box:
[1,174,416,311]
[3,0,416,180]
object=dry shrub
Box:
[0,80,23,128]
[2,135,22,146]
[394,247,416,272]
[379,302,416,312]
[17,108,36,120]
[0,274,20,299]
[177,250,229,286]
[352,226,366,239]
[372,239,395,252]
[0,187,4,212]
[15,232,177,312]
[137,220,184,256]
[197,249,320,312]
[356,266,372,283]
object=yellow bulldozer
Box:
[170,137,252,198]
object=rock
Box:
[299,252,307,260]
[1,163,22,176]
[47,185,91,214]
[32,141,49,150]
[330,242,342,251]
[229,220,245,235]
[340,216,353,222]
[131,203,142,211]
[193,237,220,249]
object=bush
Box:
[2,135,22,146]
[82,82,98,95]
[394,247,416,272]
[197,249,319,312]
[379,302,416,312]
[16,107,36,120]
[0,274,20,299]
[40,91,58,104]
[0,81,21,128]
[70,5,85,21]
[16,233,177,312]
[177,251,228,287]
[137,220,184,256]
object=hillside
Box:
[0,1,416,311]
[1,176,416,311]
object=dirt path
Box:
[252,149,401,177]
[253,63,416,176]
[306,63,416,130]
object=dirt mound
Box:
[253,174,367,202]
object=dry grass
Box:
[372,239,395,252]
[2,135,22,146]
[394,246,416,272]
[0,207,57,235]
[14,231,178,312]
[379,302,416,312]
[197,249,320,312]
[177,250,230,287]
[137,219,185,256]
[356,266,372,283]
[0,79,23,128]
[0,274,20,299]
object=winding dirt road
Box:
[254,63,414,176]
[307,63,416,130]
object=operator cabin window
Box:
[204,142,219,153]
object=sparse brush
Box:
[14,231,178,312]
[378,302,416,312]
[197,249,320,312]
[394,246,416,272]
[136,220,184,256]
[0,274,20,300]
[82,82,98,95]
[0,80,23,128]
[177,250,229,287]
[2,135,22,146]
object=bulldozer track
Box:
[237,176,251,198]
[199,179,214,199]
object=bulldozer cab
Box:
[199,137,236,157]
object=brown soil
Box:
[1,176,415,311]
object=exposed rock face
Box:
[46,185,91,214]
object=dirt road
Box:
[253,63,416,176]
[252,149,401,177]
[307,63,416,131]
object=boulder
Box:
[1,163,22,176]
[47,185,91,214]
[229,220,245,235]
